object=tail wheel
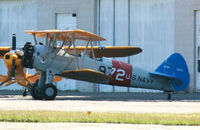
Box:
[31,80,43,100]
[42,84,57,100]
[167,94,171,100]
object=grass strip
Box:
[0,110,199,125]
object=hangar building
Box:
[0,0,199,93]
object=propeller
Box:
[12,34,16,50]
[11,34,16,80]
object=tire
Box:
[30,80,43,100]
[42,84,57,100]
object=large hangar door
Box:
[56,13,76,30]
[56,13,77,91]
[196,11,200,92]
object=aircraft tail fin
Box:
[150,53,189,91]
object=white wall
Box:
[0,0,37,46]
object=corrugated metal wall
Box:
[98,0,175,92]
[0,0,37,90]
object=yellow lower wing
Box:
[27,74,62,83]
[61,69,113,83]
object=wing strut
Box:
[90,40,97,70]
[46,34,49,46]
[80,39,90,68]
[80,39,97,70]
[33,34,38,45]
[51,34,57,52]
[47,34,66,69]
[62,41,73,56]
[72,33,79,69]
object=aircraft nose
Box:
[12,54,18,60]
[4,53,18,61]
[21,42,34,68]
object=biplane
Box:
[0,34,62,96]
[22,29,189,100]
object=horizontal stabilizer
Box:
[149,72,182,85]
[150,53,189,91]
[61,69,113,83]
[150,72,179,80]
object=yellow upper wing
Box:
[25,29,105,41]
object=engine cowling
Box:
[21,42,34,68]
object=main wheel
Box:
[31,80,43,100]
[42,84,57,100]
[22,88,27,97]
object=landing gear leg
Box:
[167,93,171,100]
[30,70,58,100]
[42,69,57,100]
[31,80,43,100]
[167,92,173,100]
[22,88,28,97]
[31,71,46,100]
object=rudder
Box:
[150,53,189,91]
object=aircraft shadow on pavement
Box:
[55,92,200,102]
[0,90,200,102]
